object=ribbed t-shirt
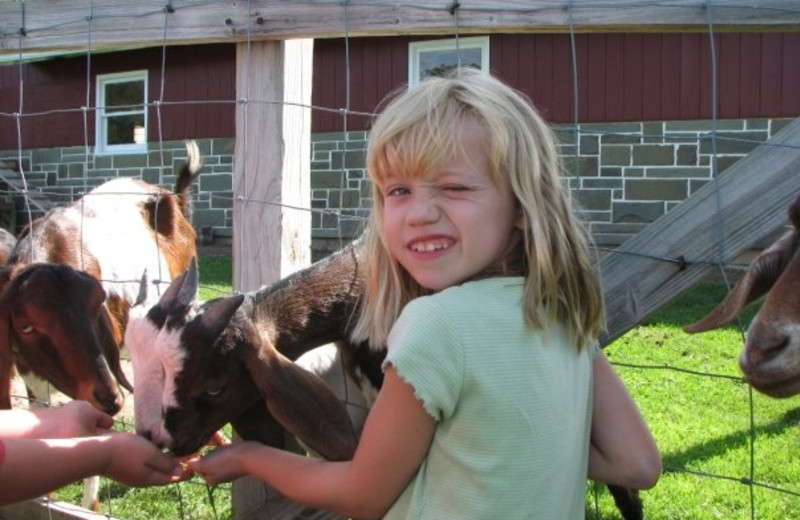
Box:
[383,277,595,519]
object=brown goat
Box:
[0,141,201,415]
[685,193,800,398]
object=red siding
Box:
[2,33,800,151]
[0,44,235,150]
[313,31,800,134]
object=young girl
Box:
[188,68,661,518]
[0,400,189,506]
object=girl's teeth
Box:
[414,242,445,252]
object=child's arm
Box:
[0,401,114,439]
[588,351,662,489]
[189,366,435,519]
[0,433,188,506]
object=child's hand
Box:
[185,442,253,486]
[103,432,192,486]
[33,401,114,438]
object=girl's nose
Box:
[407,193,440,225]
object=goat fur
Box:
[685,193,800,398]
[0,141,201,415]
[126,240,381,459]
[0,228,16,265]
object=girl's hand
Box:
[185,442,255,485]
[33,401,114,438]
[102,432,191,486]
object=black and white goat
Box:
[126,237,645,520]
[125,239,381,460]
[0,140,201,415]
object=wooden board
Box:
[599,116,800,345]
[2,1,800,58]
[0,498,121,520]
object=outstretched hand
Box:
[185,441,255,486]
[102,432,193,486]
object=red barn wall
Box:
[2,33,800,151]
[0,44,236,150]
[313,32,800,132]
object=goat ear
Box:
[198,293,245,340]
[159,257,199,313]
[134,269,149,307]
[685,231,798,333]
[97,306,134,393]
[0,271,15,409]
[241,341,357,461]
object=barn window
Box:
[95,70,148,155]
[408,36,489,87]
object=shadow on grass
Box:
[662,407,800,472]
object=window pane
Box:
[105,80,145,113]
[419,48,482,79]
[107,114,145,145]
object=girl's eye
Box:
[442,184,470,192]
[385,186,410,197]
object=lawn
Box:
[52,257,800,519]
[587,283,800,519]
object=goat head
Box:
[0,263,130,414]
[126,259,358,459]
[685,194,800,397]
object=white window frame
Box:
[95,70,148,155]
[408,36,490,87]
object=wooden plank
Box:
[0,497,122,520]
[599,116,800,346]
[2,0,800,58]
[230,38,313,519]
[232,39,312,292]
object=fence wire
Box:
[1,1,800,519]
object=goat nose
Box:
[95,390,123,416]
[743,329,788,367]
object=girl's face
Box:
[379,119,520,291]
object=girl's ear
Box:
[514,207,527,230]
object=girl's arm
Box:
[0,433,188,506]
[189,366,435,519]
[588,351,662,489]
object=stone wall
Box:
[0,118,788,259]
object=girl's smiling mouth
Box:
[408,238,453,253]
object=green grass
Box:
[587,284,800,519]
[54,260,800,518]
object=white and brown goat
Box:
[126,238,645,520]
[0,141,201,415]
[686,193,800,398]
[0,227,16,265]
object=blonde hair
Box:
[351,68,604,351]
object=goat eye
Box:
[19,324,34,334]
[206,386,223,397]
